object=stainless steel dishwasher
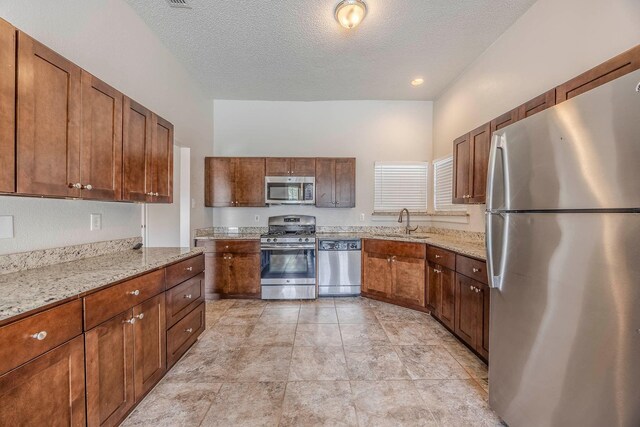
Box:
[318,239,361,296]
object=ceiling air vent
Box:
[166,0,191,9]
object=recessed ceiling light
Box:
[411,78,424,87]
[335,0,367,29]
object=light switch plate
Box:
[0,215,14,239]
[254,215,260,222]
[360,213,365,222]
[90,214,102,231]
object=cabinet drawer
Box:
[166,254,204,290]
[166,273,205,328]
[208,240,260,254]
[84,269,165,330]
[364,239,426,259]
[456,255,488,285]
[0,299,83,375]
[167,302,205,368]
[426,246,456,270]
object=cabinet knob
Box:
[470,285,474,291]
[224,245,229,249]
[134,313,144,320]
[184,294,192,299]
[69,183,82,189]
[31,331,47,341]
[146,192,154,196]
[475,288,481,293]
[128,289,140,296]
[185,328,193,333]
[123,318,136,324]
[435,254,441,259]
[186,266,193,271]
[434,269,441,274]
[472,267,480,273]
[82,184,93,191]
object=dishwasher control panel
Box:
[319,240,362,251]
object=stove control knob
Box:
[273,238,277,242]
[267,238,272,243]
[305,238,309,242]
[298,238,303,242]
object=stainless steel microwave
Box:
[265,176,315,205]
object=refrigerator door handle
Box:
[486,133,507,212]
[486,212,509,289]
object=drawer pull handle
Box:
[123,318,136,324]
[184,294,192,299]
[128,290,140,296]
[185,266,193,271]
[435,254,441,259]
[134,313,144,320]
[472,267,480,273]
[31,331,47,341]
[185,328,193,333]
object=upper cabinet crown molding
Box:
[0,19,15,194]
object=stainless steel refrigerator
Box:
[486,69,640,427]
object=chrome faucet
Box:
[398,208,418,234]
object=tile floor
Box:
[122,297,502,427]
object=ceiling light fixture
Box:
[335,0,367,29]
[411,78,424,87]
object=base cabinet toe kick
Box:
[0,253,205,427]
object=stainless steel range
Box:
[260,215,316,300]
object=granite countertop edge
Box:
[0,247,204,326]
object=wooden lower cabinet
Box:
[426,262,441,315]
[362,251,392,298]
[391,255,425,307]
[226,252,261,296]
[454,273,490,360]
[167,302,205,368]
[0,335,86,427]
[199,239,261,299]
[426,262,456,331]
[133,293,166,401]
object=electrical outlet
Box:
[90,214,102,231]
[0,215,14,239]
[360,213,365,222]
[254,215,260,223]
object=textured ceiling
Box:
[124,0,536,101]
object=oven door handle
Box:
[261,245,315,250]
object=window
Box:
[433,156,466,211]
[374,161,428,212]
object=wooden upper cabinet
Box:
[205,157,235,207]
[452,134,470,204]
[235,157,265,207]
[0,19,15,193]
[517,89,556,120]
[265,157,290,176]
[80,71,123,201]
[123,97,152,202]
[0,336,86,427]
[490,108,519,134]
[291,157,316,176]
[556,44,640,103]
[469,123,491,203]
[315,157,355,208]
[16,31,82,198]
[150,114,173,203]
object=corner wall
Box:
[432,0,640,232]
[0,0,213,255]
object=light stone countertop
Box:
[194,231,485,260]
[0,247,204,326]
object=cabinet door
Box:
[0,335,86,427]
[335,158,356,208]
[235,157,265,207]
[149,114,173,203]
[490,108,519,135]
[556,45,640,102]
[205,157,235,207]
[363,252,391,298]
[206,252,229,299]
[80,71,123,201]
[517,89,556,120]
[16,31,81,198]
[469,123,490,203]
[265,157,290,176]
[0,19,15,193]
[454,274,479,350]
[86,310,135,427]
[426,262,441,316]
[291,158,316,176]
[123,98,152,202]
[452,134,470,204]
[315,158,336,207]
[227,253,261,297]
[477,282,490,359]
[391,256,425,307]
[133,293,166,401]
[439,267,456,331]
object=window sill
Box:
[370,210,469,224]
[371,211,468,217]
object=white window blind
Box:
[374,161,428,212]
[434,156,466,211]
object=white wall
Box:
[433,0,640,232]
[212,100,433,227]
[0,0,213,255]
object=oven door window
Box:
[261,248,316,280]
[267,183,302,202]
